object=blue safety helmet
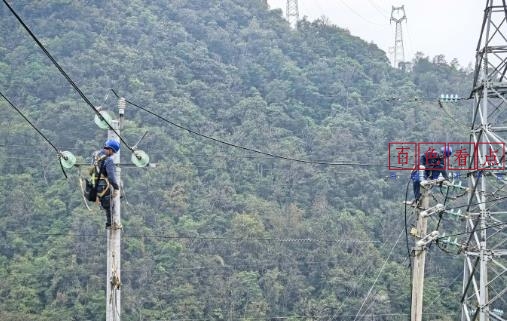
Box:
[441,146,452,157]
[104,139,120,153]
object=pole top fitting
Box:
[118,97,126,116]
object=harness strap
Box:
[92,154,111,198]
[97,178,110,197]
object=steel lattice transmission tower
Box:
[462,1,507,320]
[286,0,299,29]
[390,5,406,68]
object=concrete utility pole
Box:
[286,0,299,29]
[411,190,429,321]
[410,185,443,321]
[90,98,148,320]
[106,97,125,321]
[390,5,406,68]
[461,1,507,320]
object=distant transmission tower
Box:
[390,5,406,68]
[388,46,395,66]
[286,0,299,29]
[461,1,507,320]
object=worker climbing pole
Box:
[410,178,445,321]
[405,144,469,321]
[78,96,151,321]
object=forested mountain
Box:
[0,1,473,320]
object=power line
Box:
[3,155,382,166]
[366,0,389,19]
[1,0,133,152]
[0,143,383,165]
[436,221,507,242]
[112,90,382,167]
[437,101,471,129]
[352,226,406,321]
[194,86,464,102]
[129,82,466,102]
[452,192,507,210]
[0,89,72,178]
[0,90,60,153]
[2,257,394,277]
[111,312,457,321]
[331,221,412,320]
[336,0,388,27]
[3,230,380,244]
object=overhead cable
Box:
[331,222,411,320]
[436,221,507,242]
[3,231,380,244]
[112,90,382,167]
[0,90,60,153]
[352,227,406,321]
[366,0,389,19]
[336,0,388,27]
[0,89,69,178]
[1,0,133,152]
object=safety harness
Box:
[90,153,110,198]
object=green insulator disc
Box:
[60,151,76,169]
[131,150,150,167]
[94,111,113,129]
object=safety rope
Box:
[78,173,92,211]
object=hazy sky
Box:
[267,0,485,67]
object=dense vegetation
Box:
[0,0,473,320]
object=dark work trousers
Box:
[97,181,112,227]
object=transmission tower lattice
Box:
[462,1,507,320]
[286,0,299,29]
[390,5,406,68]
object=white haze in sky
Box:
[267,0,485,68]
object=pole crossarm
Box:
[420,204,445,218]
[416,231,440,248]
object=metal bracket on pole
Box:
[421,204,445,217]
[416,231,440,248]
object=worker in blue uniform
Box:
[91,139,120,228]
[412,146,452,205]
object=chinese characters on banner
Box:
[388,142,505,171]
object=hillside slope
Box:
[0,0,472,320]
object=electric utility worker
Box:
[92,139,120,228]
[412,146,452,204]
